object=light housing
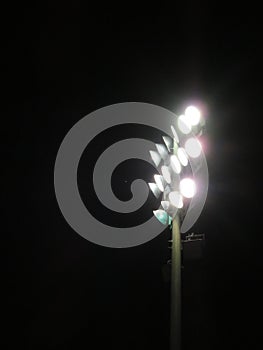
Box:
[153,209,172,225]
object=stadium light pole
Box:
[149,105,203,350]
[170,131,183,350]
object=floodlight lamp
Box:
[162,136,173,152]
[177,147,188,166]
[170,154,181,174]
[154,174,165,192]
[148,183,161,198]
[149,150,161,167]
[179,178,196,198]
[185,106,201,126]
[161,165,171,184]
[153,209,170,225]
[153,209,171,225]
[155,143,168,160]
[161,200,170,211]
[168,191,183,208]
[185,137,202,158]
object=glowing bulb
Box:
[161,166,171,184]
[177,114,192,134]
[170,155,181,174]
[154,174,165,192]
[179,178,196,198]
[185,106,201,126]
[177,147,188,166]
[185,137,202,158]
[168,191,183,208]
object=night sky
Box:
[4,3,263,350]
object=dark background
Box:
[4,2,263,350]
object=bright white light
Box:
[155,144,168,160]
[162,136,173,152]
[177,147,188,166]
[161,201,170,211]
[170,155,181,174]
[179,178,196,198]
[169,191,183,208]
[154,174,165,192]
[161,165,171,184]
[185,137,202,158]
[148,183,161,198]
[185,106,201,126]
[171,125,179,143]
[149,150,161,167]
[177,114,192,134]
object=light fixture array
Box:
[148,106,204,225]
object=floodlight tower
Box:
[148,105,204,350]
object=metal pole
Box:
[170,134,182,350]
[170,214,181,350]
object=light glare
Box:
[185,106,201,126]
[179,178,196,198]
